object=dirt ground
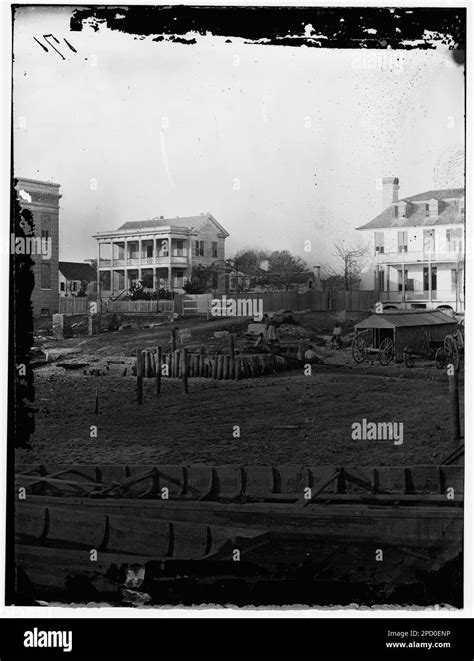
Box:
[17,312,464,466]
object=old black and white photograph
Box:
[7,3,467,610]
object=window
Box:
[60,282,65,292]
[176,240,184,257]
[423,229,435,255]
[451,269,458,292]
[146,244,153,258]
[425,203,430,217]
[71,281,77,292]
[377,269,385,291]
[212,241,218,258]
[40,308,49,317]
[397,268,411,292]
[41,262,51,289]
[195,240,204,257]
[41,213,51,243]
[398,231,408,253]
[446,228,462,252]
[394,206,398,219]
[374,232,384,254]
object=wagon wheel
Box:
[378,337,394,366]
[403,345,415,368]
[435,347,447,370]
[444,335,460,370]
[351,333,368,364]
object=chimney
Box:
[382,177,399,208]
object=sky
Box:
[13,6,465,272]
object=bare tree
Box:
[330,241,368,291]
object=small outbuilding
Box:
[353,310,459,363]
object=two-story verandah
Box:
[94,226,193,297]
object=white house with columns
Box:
[357,177,465,312]
[93,213,229,297]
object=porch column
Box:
[125,239,128,265]
[168,266,172,291]
[96,241,101,302]
[138,238,142,265]
[401,265,406,307]
[428,262,432,306]
[153,268,157,290]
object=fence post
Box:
[155,346,162,396]
[229,334,235,379]
[448,366,461,444]
[182,348,189,394]
[136,348,143,404]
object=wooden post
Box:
[175,350,181,378]
[212,354,218,379]
[145,350,152,378]
[223,354,229,380]
[448,366,461,444]
[235,356,242,380]
[136,348,143,404]
[155,346,161,396]
[182,348,189,394]
[94,375,99,414]
[171,328,177,353]
[217,354,224,380]
[229,334,235,379]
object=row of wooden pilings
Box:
[134,331,292,403]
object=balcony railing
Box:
[381,289,458,303]
[99,253,190,268]
[375,250,463,265]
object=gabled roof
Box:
[59,262,96,282]
[117,214,229,237]
[357,188,464,230]
[355,310,458,329]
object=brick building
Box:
[15,177,61,318]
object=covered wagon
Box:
[352,310,459,366]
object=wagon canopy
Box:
[354,310,459,362]
[354,310,458,331]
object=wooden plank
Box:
[15,544,151,594]
[16,503,47,539]
[125,466,156,497]
[213,465,244,499]
[45,506,107,548]
[308,466,340,494]
[276,466,308,495]
[185,466,214,500]
[243,466,275,497]
[156,465,186,497]
[170,521,210,559]
[374,467,406,494]
[96,466,128,487]
[405,466,442,494]
[104,514,171,556]
[440,466,464,496]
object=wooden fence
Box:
[59,290,379,317]
[59,298,174,315]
